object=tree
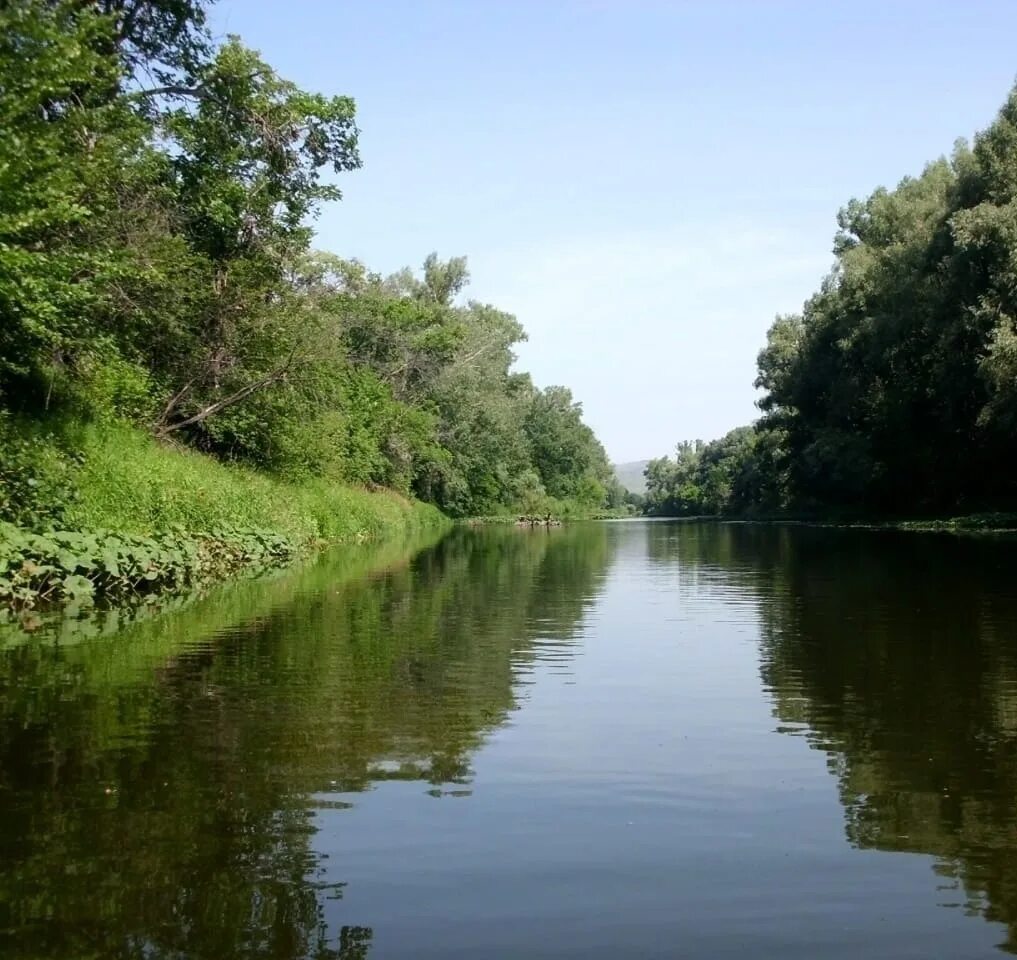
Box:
[746,83,1017,515]
[523,386,612,507]
[0,3,615,521]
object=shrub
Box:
[0,523,295,610]
[0,413,82,528]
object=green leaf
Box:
[61,574,94,600]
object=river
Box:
[3,520,1017,958]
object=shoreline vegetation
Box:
[0,1,631,624]
[8,2,1017,633]
[0,519,450,647]
[753,513,1017,535]
[0,420,450,621]
[640,83,1017,525]
[623,513,1017,535]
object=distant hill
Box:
[613,460,649,494]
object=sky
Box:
[213,0,1017,463]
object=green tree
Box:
[0,2,614,523]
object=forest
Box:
[645,84,1017,520]
[0,0,622,537]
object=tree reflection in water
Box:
[0,523,614,960]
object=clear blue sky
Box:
[214,0,1017,462]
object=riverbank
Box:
[809,513,1017,535]
[462,507,637,526]
[642,512,1017,535]
[0,420,450,618]
[0,522,449,646]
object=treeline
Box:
[647,84,1017,519]
[0,1,620,521]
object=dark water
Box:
[4,521,1017,958]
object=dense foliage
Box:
[647,84,1017,518]
[0,0,616,521]
[0,523,295,610]
[644,427,783,517]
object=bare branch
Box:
[128,71,267,104]
[156,350,300,436]
[450,338,499,369]
[155,376,197,428]
[128,83,211,101]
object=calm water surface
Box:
[3,521,1017,957]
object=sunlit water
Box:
[3,520,1017,958]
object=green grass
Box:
[64,422,449,546]
[0,418,450,616]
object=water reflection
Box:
[9,519,1017,957]
[650,521,1017,953]
[0,523,614,960]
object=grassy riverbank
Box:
[0,521,449,646]
[0,419,450,615]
